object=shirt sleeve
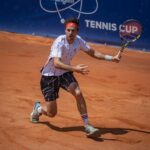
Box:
[49,37,63,58]
[79,36,91,52]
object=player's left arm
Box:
[85,48,121,63]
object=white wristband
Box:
[104,55,113,61]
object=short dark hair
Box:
[64,17,79,27]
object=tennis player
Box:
[30,17,121,138]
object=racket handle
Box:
[120,47,125,53]
[120,41,130,52]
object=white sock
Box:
[37,106,42,114]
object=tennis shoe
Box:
[85,124,100,138]
[30,101,41,123]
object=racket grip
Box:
[120,44,126,52]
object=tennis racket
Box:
[119,19,142,53]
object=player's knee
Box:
[47,111,57,118]
[68,83,82,97]
[75,88,82,97]
[71,88,82,99]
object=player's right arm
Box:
[54,57,89,75]
[85,48,121,63]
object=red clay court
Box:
[0,32,150,150]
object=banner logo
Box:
[39,0,99,23]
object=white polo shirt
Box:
[42,35,91,76]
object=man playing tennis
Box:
[30,17,121,138]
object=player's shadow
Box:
[38,121,150,142]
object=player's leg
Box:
[41,101,57,117]
[61,72,100,137]
[30,101,57,123]
[67,82,89,124]
[30,76,59,123]
[68,83,100,137]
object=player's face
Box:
[65,27,78,44]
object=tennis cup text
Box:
[119,25,138,33]
[85,20,117,31]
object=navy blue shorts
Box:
[40,72,78,101]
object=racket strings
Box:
[119,19,142,43]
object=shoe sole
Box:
[86,129,100,138]
[30,112,39,123]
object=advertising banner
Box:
[0,0,149,51]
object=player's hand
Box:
[74,64,89,75]
[112,53,121,63]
